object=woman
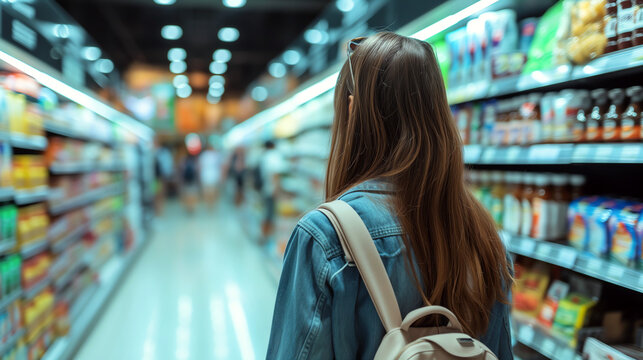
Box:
[267,33,513,359]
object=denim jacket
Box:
[267,180,513,360]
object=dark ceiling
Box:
[55,0,330,97]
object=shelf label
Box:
[621,145,642,161]
[638,274,643,289]
[535,243,553,259]
[517,238,537,254]
[518,325,535,344]
[587,258,603,272]
[607,264,625,278]
[542,338,556,356]
[573,145,592,161]
[556,247,578,268]
[529,145,561,163]
[482,148,497,163]
[507,147,522,163]
[596,145,614,159]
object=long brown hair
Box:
[325,32,512,336]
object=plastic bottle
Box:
[541,92,557,143]
[503,172,523,235]
[521,173,536,237]
[573,92,593,142]
[521,93,543,145]
[603,89,626,141]
[551,174,571,240]
[531,174,553,240]
[606,0,620,52]
[587,89,609,142]
[622,86,642,141]
[634,0,643,45]
[490,171,506,226]
[618,0,635,49]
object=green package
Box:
[522,1,569,74]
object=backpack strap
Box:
[318,200,403,332]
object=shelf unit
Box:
[49,162,126,175]
[512,314,581,360]
[48,184,124,216]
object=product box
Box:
[538,280,570,328]
[610,203,643,266]
[552,293,596,342]
[588,200,630,258]
[513,265,550,316]
[582,337,636,360]
[568,196,604,251]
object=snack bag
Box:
[610,203,643,266]
[513,265,550,316]
[538,280,570,327]
[567,0,607,64]
[587,199,629,257]
[568,196,603,251]
[553,293,597,343]
[523,1,571,74]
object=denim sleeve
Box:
[266,225,333,360]
[498,303,514,360]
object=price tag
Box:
[607,264,625,278]
[529,145,561,163]
[518,238,537,254]
[621,145,642,162]
[464,145,482,163]
[536,243,553,259]
[596,145,614,160]
[482,148,497,163]
[518,325,535,344]
[638,274,643,289]
[541,338,556,356]
[507,147,522,163]
[557,347,576,360]
[573,145,592,162]
[586,258,603,272]
[557,247,578,268]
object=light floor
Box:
[76,200,278,360]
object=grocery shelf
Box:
[23,274,52,301]
[54,260,86,292]
[20,236,49,259]
[44,121,114,146]
[0,238,16,255]
[10,134,48,151]
[447,46,643,105]
[464,143,643,165]
[512,314,581,360]
[49,162,126,175]
[0,329,25,357]
[14,187,49,205]
[0,289,22,311]
[51,225,90,254]
[0,187,14,202]
[48,184,124,216]
[42,237,149,360]
[502,232,643,293]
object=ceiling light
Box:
[209,61,227,74]
[170,60,187,74]
[154,0,176,4]
[335,0,354,12]
[209,87,224,97]
[251,86,268,102]
[82,47,101,61]
[283,50,301,65]
[209,75,225,85]
[268,62,286,78]
[53,24,71,39]
[173,74,189,87]
[207,94,221,104]
[210,82,224,90]
[161,25,183,40]
[304,29,326,44]
[222,0,246,8]
[176,83,192,98]
[218,27,239,42]
[213,49,232,63]
[168,48,186,61]
[96,59,114,73]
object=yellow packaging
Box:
[552,293,596,345]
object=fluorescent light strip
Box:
[224,0,497,147]
[0,49,154,141]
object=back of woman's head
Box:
[326,32,511,336]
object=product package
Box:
[552,293,597,343]
[568,196,604,251]
[513,264,550,317]
[538,280,570,327]
[583,337,637,360]
[587,199,630,257]
[567,0,607,64]
[609,203,643,266]
[523,1,571,74]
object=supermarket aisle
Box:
[75,201,278,360]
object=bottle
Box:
[551,174,571,241]
[570,174,587,199]
[634,0,643,45]
[622,86,642,141]
[490,171,506,227]
[603,89,626,141]
[541,92,557,143]
[618,0,635,49]
[509,97,524,145]
[531,174,553,240]
[521,173,536,237]
[587,89,609,142]
[522,93,543,145]
[503,172,523,235]
[573,92,593,142]
[606,0,620,52]
[567,90,589,143]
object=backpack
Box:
[318,200,498,360]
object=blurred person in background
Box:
[259,140,285,240]
[198,144,224,210]
[228,146,247,206]
[180,152,199,213]
[268,33,513,359]
[154,144,174,215]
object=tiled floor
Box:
[76,200,278,360]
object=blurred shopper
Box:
[154,145,173,215]
[180,153,199,213]
[198,144,223,210]
[268,33,513,359]
[259,140,284,240]
[229,147,246,206]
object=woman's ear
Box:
[348,95,354,114]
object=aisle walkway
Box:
[76,200,278,360]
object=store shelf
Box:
[23,275,52,301]
[571,46,643,80]
[0,187,14,202]
[50,162,126,174]
[48,184,124,216]
[572,143,643,164]
[20,236,49,259]
[512,315,581,360]
[14,187,49,205]
[42,237,148,360]
[0,329,25,357]
[54,260,86,292]
[44,121,114,146]
[10,134,48,151]
[0,238,16,255]
[0,289,22,311]
[51,225,90,254]
[502,232,643,293]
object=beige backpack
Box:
[319,201,498,360]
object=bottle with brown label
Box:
[531,174,552,240]
[603,89,626,141]
[622,86,642,141]
[573,92,592,142]
[633,0,643,45]
[587,89,608,142]
[606,0,619,52]
[521,173,536,237]
[618,0,635,49]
